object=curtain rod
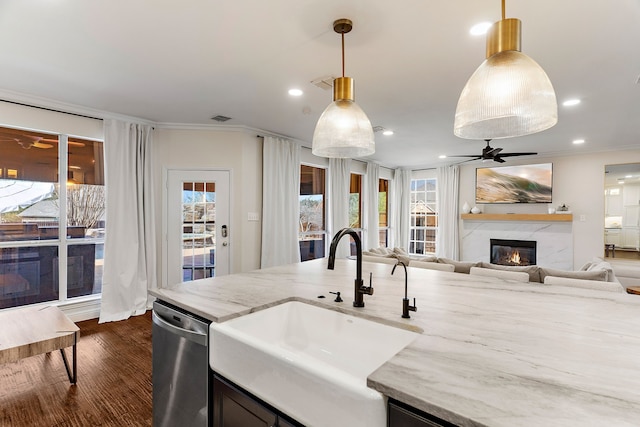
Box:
[0,98,104,121]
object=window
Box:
[0,126,105,309]
[299,165,326,262]
[378,179,389,248]
[409,178,437,254]
[349,174,363,256]
[182,181,216,281]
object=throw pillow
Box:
[437,258,480,274]
[586,259,617,283]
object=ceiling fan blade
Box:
[453,157,483,165]
[493,157,506,163]
[496,152,538,158]
[485,147,503,157]
[32,141,53,149]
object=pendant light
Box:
[312,19,374,158]
[454,0,557,140]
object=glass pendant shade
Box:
[312,98,375,158]
[454,50,557,139]
[454,14,558,140]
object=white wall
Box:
[0,101,103,139]
[458,149,640,269]
[153,126,263,278]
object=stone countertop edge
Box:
[149,258,640,427]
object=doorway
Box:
[165,169,230,286]
[604,163,640,260]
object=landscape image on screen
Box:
[476,163,552,204]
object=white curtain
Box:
[391,168,411,251]
[364,162,380,251]
[436,165,460,259]
[328,158,352,259]
[99,119,157,323]
[261,137,301,268]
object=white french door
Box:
[165,169,230,286]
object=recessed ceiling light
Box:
[288,88,303,96]
[573,139,585,144]
[470,22,492,36]
[563,99,581,107]
[382,130,394,136]
[625,175,633,178]
[439,155,447,159]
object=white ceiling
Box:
[0,0,638,169]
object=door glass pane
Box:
[0,127,60,309]
[182,181,216,281]
[0,246,58,309]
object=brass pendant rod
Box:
[341,32,345,77]
[502,0,506,20]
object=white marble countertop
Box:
[150,258,640,427]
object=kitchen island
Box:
[150,258,640,427]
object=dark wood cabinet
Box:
[213,374,302,427]
[388,400,457,427]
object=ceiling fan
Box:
[450,140,537,163]
[0,135,55,149]
[0,134,86,150]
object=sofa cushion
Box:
[393,247,408,256]
[361,254,398,265]
[539,267,608,282]
[362,250,396,259]
[480,262,542,283]
[586,257,618,283]
[470,267,530,282]
[543,276,624,292]
[368,247,395,256]
[437,258,480,274]
[409,260,455,272]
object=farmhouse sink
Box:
[209,301,419,427]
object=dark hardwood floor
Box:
[0,311,152,427]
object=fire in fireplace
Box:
[490,239,536,266]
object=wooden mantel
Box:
[461,213,573,222]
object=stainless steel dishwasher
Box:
[152,300,211,427]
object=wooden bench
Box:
[0,305,79,383]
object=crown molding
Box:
[0,88,156,126]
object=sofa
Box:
[362,247,633,293]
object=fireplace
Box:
[490,239,536,266]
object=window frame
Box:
[0,126,105,310]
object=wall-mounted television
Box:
[476,163,552,204]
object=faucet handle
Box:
[329,291,343,302]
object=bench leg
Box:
[60,343,77,384]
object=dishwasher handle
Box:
[152,310,207,346]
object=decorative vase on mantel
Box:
[462,202,471,214]
[471,206,481,214]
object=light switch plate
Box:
[248,212,260,222]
